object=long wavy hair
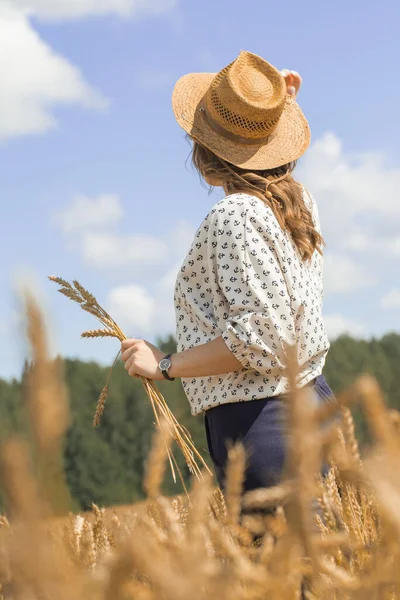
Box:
[190,139,325,262]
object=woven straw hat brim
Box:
[172,72,311,170]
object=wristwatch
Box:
[158,354,175,381]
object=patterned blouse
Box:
[174,191,330,416]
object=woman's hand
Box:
[281,69,302,99]
[121,338,166,381]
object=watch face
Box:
[159,358,171,370]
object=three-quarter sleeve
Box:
[208,201,296,375]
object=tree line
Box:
[0,332,399,512]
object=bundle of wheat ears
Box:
[48,276,211,487]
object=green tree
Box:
[0,333,399,511]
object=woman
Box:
[121,51,333,493]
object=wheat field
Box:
[1,294,400,599]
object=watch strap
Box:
[161,354,175,381]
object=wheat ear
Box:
[48,276,211,484]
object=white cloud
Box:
[106,261,180,337]
[157,260,182,297]
[324,314,366,340]
[54,194,190,336]
[151,261,182,333]
[108,284,156,334]
[342,232,400,257]
[55,194,195,271]
[381,290,400,310]
[323,253,376,294]
[53,194,123,235]
[81,232,169,269]
[167,220,197,260]
[9,0,178,21]
[298,132,400,249]
[298,132,400,326]
[0,3,106,141]
[0,0,178,141]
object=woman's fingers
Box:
[121,346,137,362]
[121,339,142,378]
[281,69,294,96]
[125,355,139,377]
[290,70,302,95]
[287,85,296,98]
[125,354,135,370]
[281,69,302,98]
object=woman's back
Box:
[174,189,330,415]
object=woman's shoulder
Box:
[207,192,269,221]
[191,194,251,241]
[197,193,280,242]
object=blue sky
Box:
[0,0,399,380]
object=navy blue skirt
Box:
[204,374,334,493]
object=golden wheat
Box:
[4,289,400,599]
[48,276,211,485]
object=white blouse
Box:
[174,190,330,416]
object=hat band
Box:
[200,106,271,146]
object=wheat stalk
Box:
[48,276,212,484]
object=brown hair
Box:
[190,139,325,261]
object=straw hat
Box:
[172,51,311,170]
